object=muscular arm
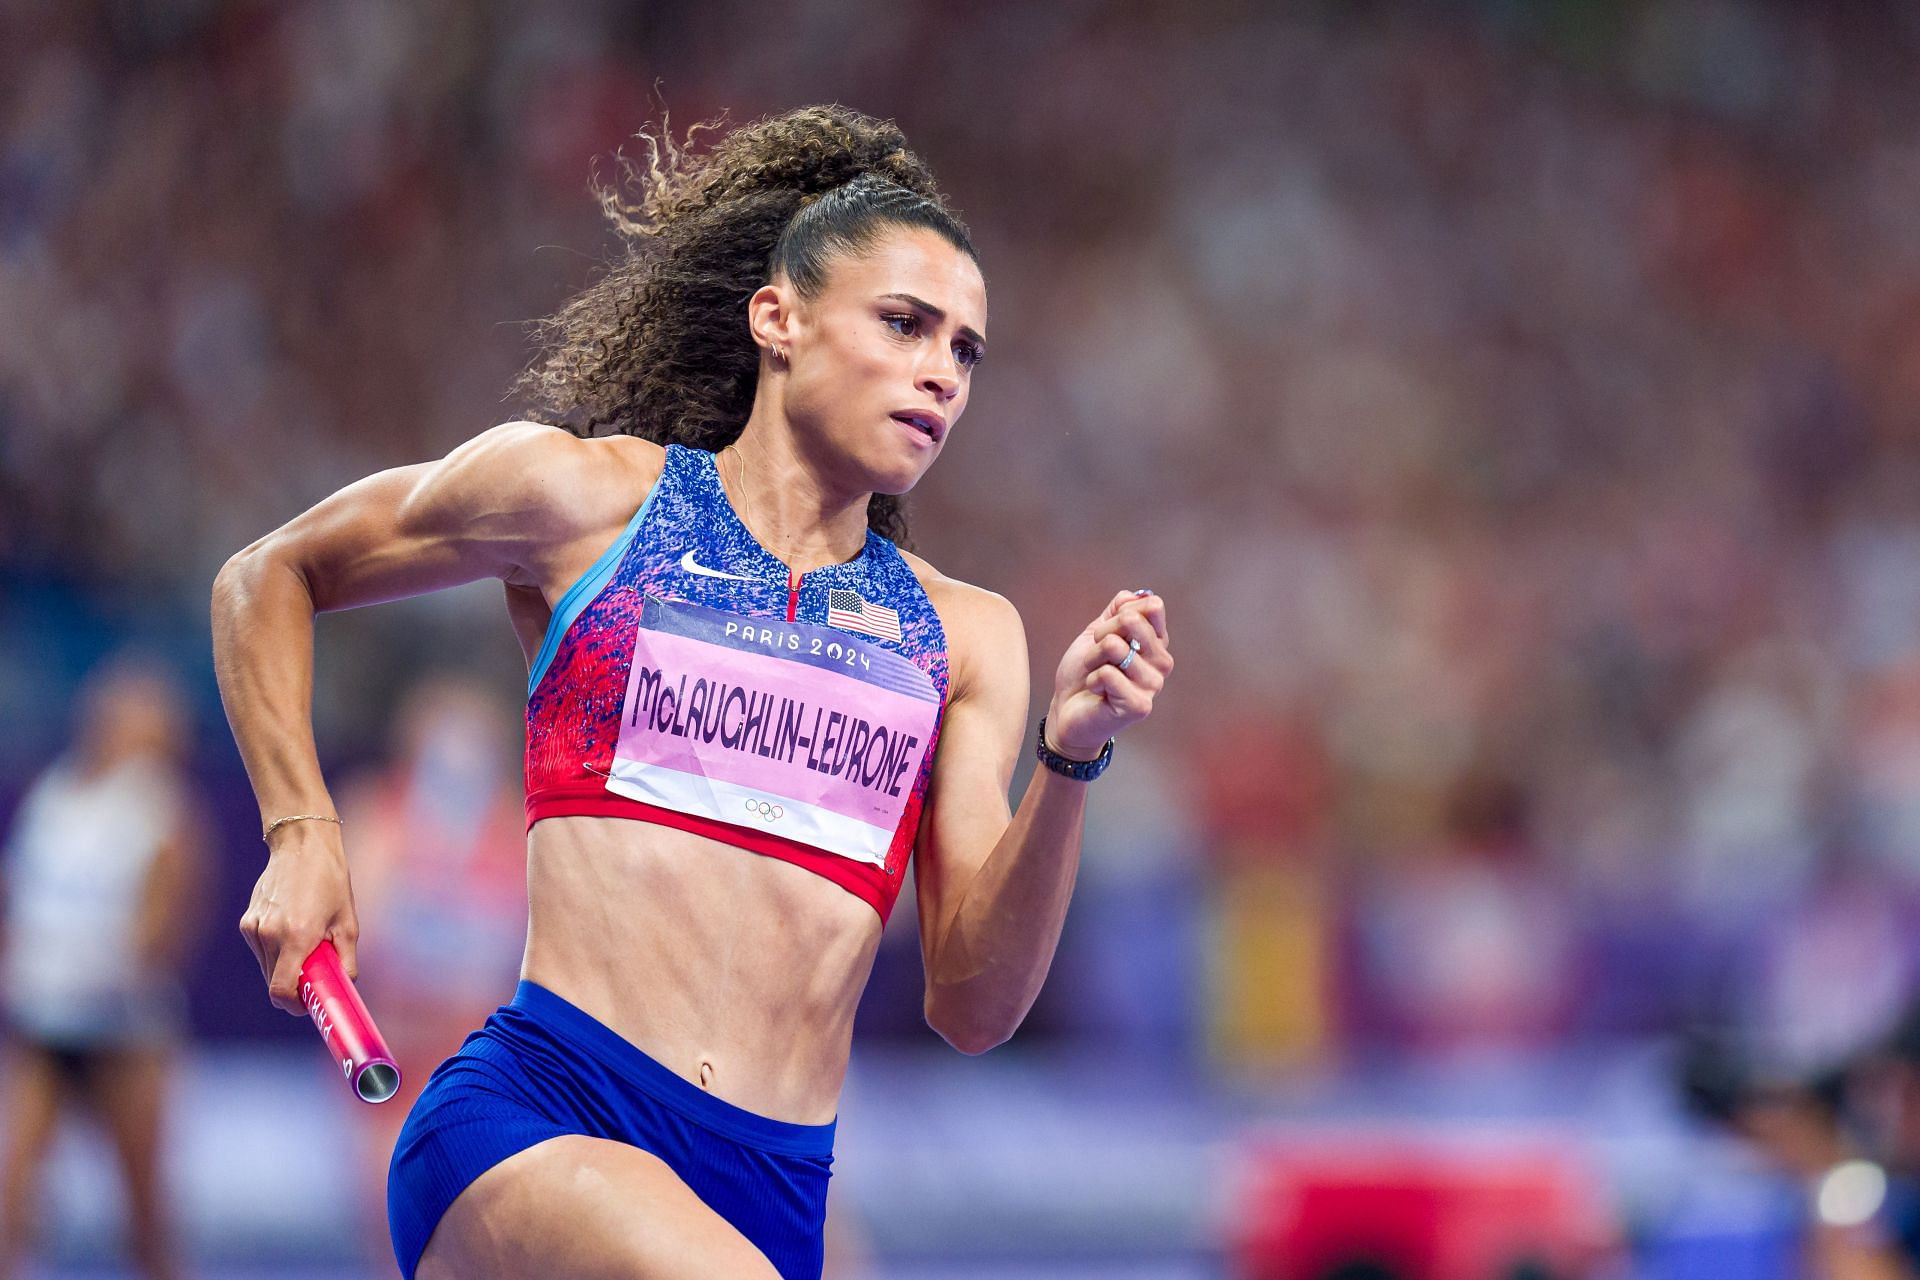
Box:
[214,423,595,819]
[211,421,659,1009]
[914,585,1171,1054]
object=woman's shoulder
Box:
[471,421,665,489]
[457,422,666,535]
[896,548,1025,653]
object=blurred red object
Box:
[1196,710,1334,861]
[1230,1135,1617,1280]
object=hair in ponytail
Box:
[512,106,976,545]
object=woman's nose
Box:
[919,362,960,402]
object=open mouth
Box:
[891,411,944,443]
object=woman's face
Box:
[76,668,186,768]
[775,225,987,496]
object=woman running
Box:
[211,105,1172,1280]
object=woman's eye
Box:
[955,343,984,369]
[884,313,919,337]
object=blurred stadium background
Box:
[9,0,1920,1276]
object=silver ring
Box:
[1117,647,1137,673]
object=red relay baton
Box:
[297,941,401,1104]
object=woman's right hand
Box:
[213,424,654,1015]
[239,824,359,1015]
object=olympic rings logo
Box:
[745,799,785,822]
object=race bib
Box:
[607,596,940,867]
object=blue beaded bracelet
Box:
[1035,717,1114,781]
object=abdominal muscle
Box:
[517,812,886,1127]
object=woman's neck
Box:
[722,413,870,573]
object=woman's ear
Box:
[747,282,796,362]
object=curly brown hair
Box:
[512,105,977,546]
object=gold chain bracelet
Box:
[262,813,344,842]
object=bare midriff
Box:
[519,812,886,1127]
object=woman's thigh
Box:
[415,1134,782,1280]
[81,1047,168,1167]
[0,1042,62,1180]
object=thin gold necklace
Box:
[721,444,781,569]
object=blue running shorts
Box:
[387,981,835,1279]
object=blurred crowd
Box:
[9,0,1920,1097]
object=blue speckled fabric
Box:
[523,444,950,921]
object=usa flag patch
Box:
[828,588,902,642]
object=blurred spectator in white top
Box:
[0,656,205,1280]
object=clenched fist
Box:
[1044,589,1171,761]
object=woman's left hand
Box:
[1044,589,1172,760]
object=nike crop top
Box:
[524,443,950,922]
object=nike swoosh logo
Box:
[680,550,757,582]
